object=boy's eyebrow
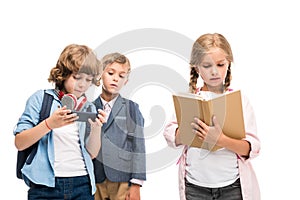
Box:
[106,66,129,74]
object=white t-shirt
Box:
[186,147,239,188]
[53,123,87,177]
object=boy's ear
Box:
[124,72,130,85]
[95,75,102,86]
[98,72,103,80]
[124,79,129,85]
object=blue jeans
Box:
[28,175,94,200]
[185,178,243,200]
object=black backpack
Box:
[16,91,53,179]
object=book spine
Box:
[202,100,222,151]
[202,101,213,126]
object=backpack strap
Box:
[26,91,54,164]
[39,91,54,122]
[126,100,136,143]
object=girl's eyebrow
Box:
[202,59,227,64]
[201,62,213,65]
[216,58,228,63]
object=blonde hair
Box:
[189,33,233,93]
[101,52,131,73]
[48,44,102,90]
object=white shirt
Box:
[101,97,117,119]
[53,123,87,177]
[186,147,239,188]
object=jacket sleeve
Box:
[163,112,184,149]
[241,94,261,161]
[131,102,146,180]
[13,89,44,135]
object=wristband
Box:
[45,119,52,130]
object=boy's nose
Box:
[113,75,119,81]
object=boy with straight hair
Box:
[93,52,146,200]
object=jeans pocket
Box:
[230,178,241,188]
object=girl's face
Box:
[101,62,129,101]
[197,48,229,92]
[64,73,93,98]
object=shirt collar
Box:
[100,95,118,108]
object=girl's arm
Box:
[175,128,183,146]
[163,113,184,148]
[192,116,250,156]
[217,132,250,156]
[85,109,106,159]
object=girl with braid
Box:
[164,33,261,200]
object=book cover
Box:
[172,90,245,151]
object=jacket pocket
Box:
[114,116,127,132]
[118,149,133,161]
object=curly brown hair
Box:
[48,44,102,91]
[189,33,233,93]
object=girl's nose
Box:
[211,66,218,75]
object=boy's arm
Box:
[126,184,141,200]
[131,103,146,181]
[14,90,76,150]
[85,108,106,159]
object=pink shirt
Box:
[163,91,261,200]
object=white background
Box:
[1,0,299,199]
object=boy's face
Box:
[64,73,93,98]
[101,62,129,99]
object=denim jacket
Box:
[13,89,97,195]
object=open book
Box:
[172,90,245,151]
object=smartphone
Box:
[73,111,98,122]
